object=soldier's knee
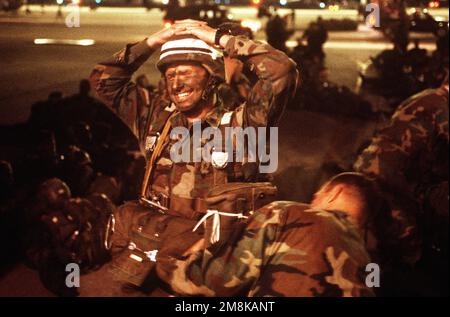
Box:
[110,201,151,252]
[114,201,149,227]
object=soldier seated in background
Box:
[354,78,449,296]
[310,172,425,296]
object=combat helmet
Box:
[156,35,224,81]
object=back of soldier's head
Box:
[312,172,390,227]
[312,172,401,260]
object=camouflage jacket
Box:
[354,86,449,205]
[155,201,374,297]
[90,36,298,216]
[354,87,448,264]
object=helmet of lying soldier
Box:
[156,35,224,113]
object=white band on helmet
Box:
[159,38,222,61]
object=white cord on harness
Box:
[192,209,248,245]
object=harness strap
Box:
[192,209,248,244]
[140,111,178,199]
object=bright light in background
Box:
[329,4,340,11]
[34,39,51,45]
[286,40,436,51]
[56,0,64,4]
[78,39,95,46]
[241,20,261,32]
[161,0,169,4]
[319,2,326,9]
[95,0,102,4]
[429,1,440,8]
[368,14,376,27]
[252,0,261,5]
[280,0,287,5]
[72,0,81,5]
[34,39,95,46]
[164,22,172,28]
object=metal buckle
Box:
[139,195,169,214]
[104,213,115,250]
[128,242,158,262]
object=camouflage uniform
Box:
[91,36,297,200]
[156,201,373,297]
[354,86,449,264]
[87,36,370,296]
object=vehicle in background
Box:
[163,4,257,34]
[426,0,449,8]
[1,0,24,11]
[409,8,449,33]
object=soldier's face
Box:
[165,62,210,112]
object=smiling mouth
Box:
[174,89,193,102]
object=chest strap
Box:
[140,111,178,202]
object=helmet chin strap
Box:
[201,75,219,101]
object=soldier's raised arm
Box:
[89,25,189,139]
[176,21,299,128]
[225,35,299,128]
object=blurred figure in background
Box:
[301,16,328,63]
[265,7,294,53]
[354,78,449,296]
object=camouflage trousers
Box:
[108,200,374,297]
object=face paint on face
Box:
[164,62,210,112]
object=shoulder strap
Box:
[140,111,178,199]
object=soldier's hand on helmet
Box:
[146,24,189,48]
[174,20,218,46]
[174,19,208,26]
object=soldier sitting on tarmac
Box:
[354,77,449,296]
[89,19,300,296]
[86,20,370,296]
